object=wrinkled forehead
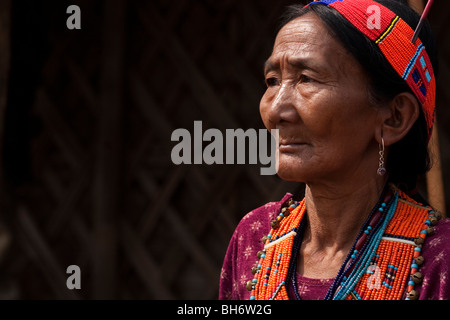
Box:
[269,13,350,69]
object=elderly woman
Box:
[219,0,450,300]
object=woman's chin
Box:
[276,164,307,182]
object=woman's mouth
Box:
[279,140,306,153]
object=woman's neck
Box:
[298,177,387,279]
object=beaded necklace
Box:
[247,186,443,300]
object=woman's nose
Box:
[267,83,300,125]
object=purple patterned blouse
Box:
[219,193,450,300]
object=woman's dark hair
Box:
[281,0,438,198]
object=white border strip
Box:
[264,230,297,250]
[381,236,416,246]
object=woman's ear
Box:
[376,92,419,146]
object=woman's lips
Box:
[279,142,306,152]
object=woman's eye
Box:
[300,74,313,83]
[265,77,280,87]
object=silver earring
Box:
[377,137,386,176]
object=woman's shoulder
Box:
[232,193,294,240]
[419,218,450,300]
[219,193,294,299]
[427,216,450,240]
[422,217,450,261]
[423,217,450,258]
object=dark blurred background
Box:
[0,0,448,299]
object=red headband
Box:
[308,0,436,142]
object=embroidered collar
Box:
[247,187,443,300]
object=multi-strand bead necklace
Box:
[247,186,443,300]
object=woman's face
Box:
[260,13,381,185]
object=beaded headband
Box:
[307,0,436,142]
